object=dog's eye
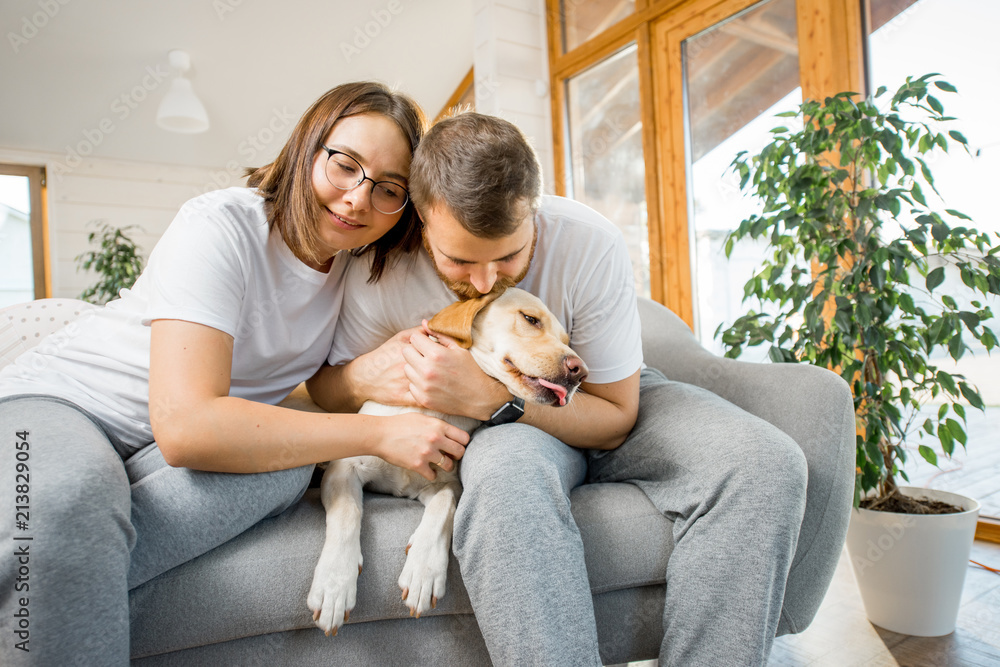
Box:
[521,312,541,327]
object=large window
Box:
[0,165,47,308]
[683,0,802,350]
[547,0,997,535]
[547,0,866,325]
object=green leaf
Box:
[935,81,958,93]
[918,445,938,466]
[926,267,945,292]
[949,130,968,145]
[947,418,967,446]
[959,311,981,331]
[938,422,955,456]
[936,370,958,396]
[958,383,985,410]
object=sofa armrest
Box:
[637,297,856,633]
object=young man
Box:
[308,113,807,666]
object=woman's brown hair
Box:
[246,81,426,281]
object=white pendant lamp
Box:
[156,50,210,134]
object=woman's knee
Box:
[265,464,315,517]
[5,402,133,548]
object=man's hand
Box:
[343,327,424,408]
[402,321,510,421]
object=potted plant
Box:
[75,221,145,305]
[716,74,1000,636]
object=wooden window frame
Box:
[0,163,49,300]
[547,0,865,325]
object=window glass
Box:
[683,0,801,355]
[565,44,649,297]
[0,175,35,308]
[561,0,636,52]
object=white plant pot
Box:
[845,486,980,636]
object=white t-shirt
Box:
[0,187,349,452]
[330,195,643,385]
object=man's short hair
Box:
[411,113,542,238]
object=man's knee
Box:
[728,424,808,521]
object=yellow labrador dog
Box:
[308,287,588,636]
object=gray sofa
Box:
[1,297,856,665]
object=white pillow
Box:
[0,299,98,369]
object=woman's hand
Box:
[401,322,510,421]
[372,412,469,481]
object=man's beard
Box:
[422,228,536,301]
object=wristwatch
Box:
[485,397,525,426]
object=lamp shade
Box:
[156,76,209,134]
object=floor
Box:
[767,540,1000,666]
[622,540,1000,667]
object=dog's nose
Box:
[564,355,588,383]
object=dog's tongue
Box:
[537,379,568,406]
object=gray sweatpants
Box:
[0,395,314,666]
[453,368,808,666]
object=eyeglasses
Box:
[321,146,410,215]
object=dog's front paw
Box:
[308,544,363,636]
[398,532,450,618]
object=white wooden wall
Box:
[473,0,555,193]
[0,148,229,299]
[3,7,553,302]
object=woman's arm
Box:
[402,329,640,450]
[148,319,468,478]
[308,325,640,450]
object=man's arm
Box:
[402,328,640,450]
[306,326,423,413]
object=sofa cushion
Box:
[130,483,673,659]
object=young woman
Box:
[0,81,468,665]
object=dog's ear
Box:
[427,292,502,349]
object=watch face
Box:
[488,399,524,426]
